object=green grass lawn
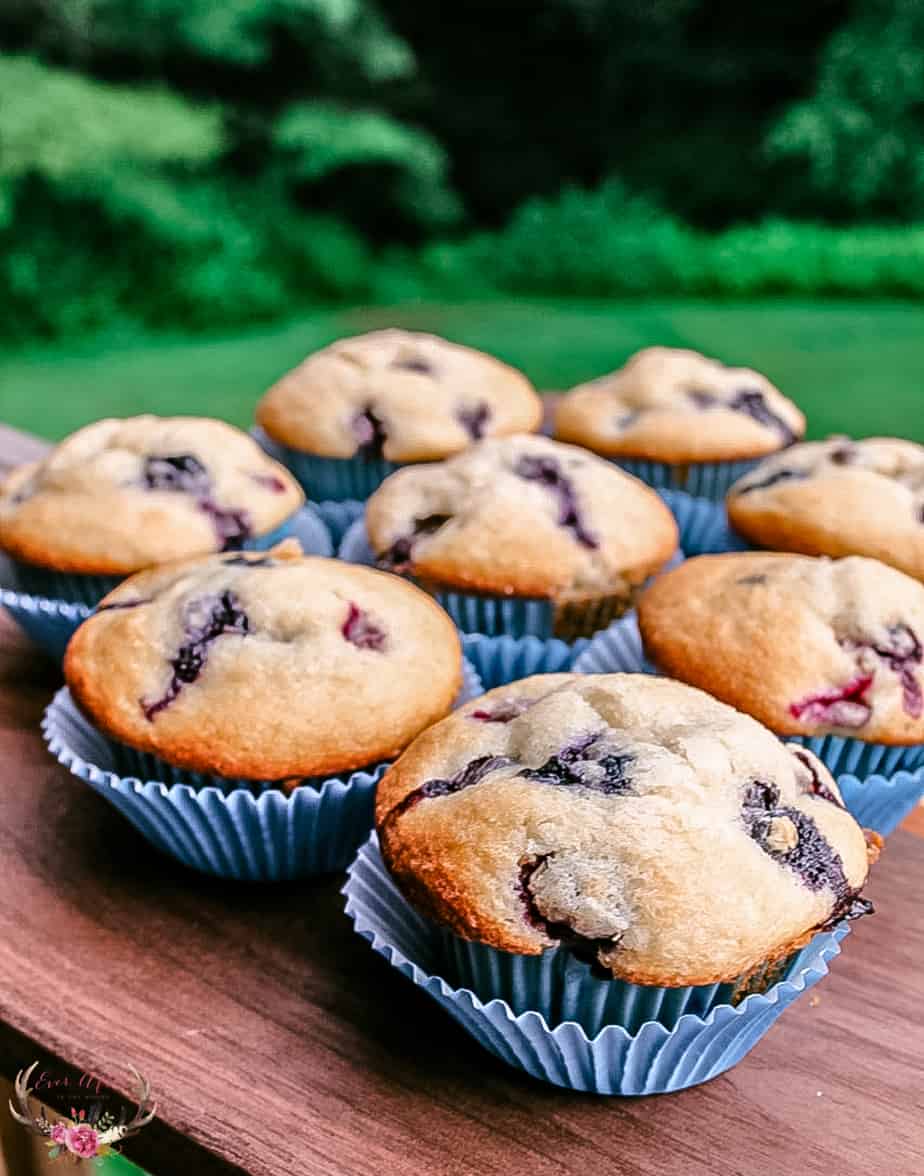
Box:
[2,299,923,441]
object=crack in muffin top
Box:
[64,541,462,780]
[255,329,543,463]
[364,435,679,598]
[376,673,876,987]
[727,437,924,584]
[554,346,805,463]
[0,416,304,575]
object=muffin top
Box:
[727,436,924,583]
[255,329,542,463]
[555,346,805,462]
[364,435,679,599]
[65,541,462,779]
[377,673,876,987]
[0,416,304,575]
[639,553,924,744]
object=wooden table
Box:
[0,426,922,1176]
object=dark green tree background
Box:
[0,0,919,338]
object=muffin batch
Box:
[3,329,919,1096]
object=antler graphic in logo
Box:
[9,1062,156,1162]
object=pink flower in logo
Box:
[50,1123,67,1145]
[64,1125,100,1159]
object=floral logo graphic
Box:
[9,1062,155,1163]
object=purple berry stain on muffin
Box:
[390,754,514,818]
[858,624,923,719]
[728,388,796,445]
[352,406,388,459]
[517,854,623,966]
[251,472,288,493]
[457,402,491,441]
[687,389,718,409]
[142,590,249,720]
[741,780,862,909]
[514,455,599,549]
[789,674,873,729]
[391,355,433,375]
[829,445,858,466]
[143,454,252,550]
[734,467,809,495]
[519,731,634,795]
[342,602,387,651]
[378,514,453,572]
[469,697,533,723]
[791,748,844,809]
[95,597,153,613]
[222,553,276,567]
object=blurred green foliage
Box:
[0,0,921,340]
[424,182,924,299]
[767,0,924,218]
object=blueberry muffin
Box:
[555,346,804,468]
[376,673,877,987]
[64,541,462,779]
[639,553,924,744]
[364,435,679,639]
[256,329,542,467]
[0,415,304,576]
[727,437,924,583]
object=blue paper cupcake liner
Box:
[42,657,482,880]
[612,457,761,502]
[656,489,751,556]
[344,836,849,1095]
[0,575,91,661]
[310,500,365,549]
[0,507,334,661]
[574,613,924,833]
[834,767,924,837]
[460,633,589,689]
[340,516,681,641]
[251,425,401,501]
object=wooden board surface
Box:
[0,423,922,1175]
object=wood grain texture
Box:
[0,426,922,1175]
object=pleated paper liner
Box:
[656,489,751,557]
[612,457,761,502]
[311,499,365,549]
[0,568,91,661]
[251,426,402,501]
[344,836,849,1095]
[460,633,589,690]
[42,658,482,881]
[340,516,680,640]
[0,506,335,660]
[574,613,924,835]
